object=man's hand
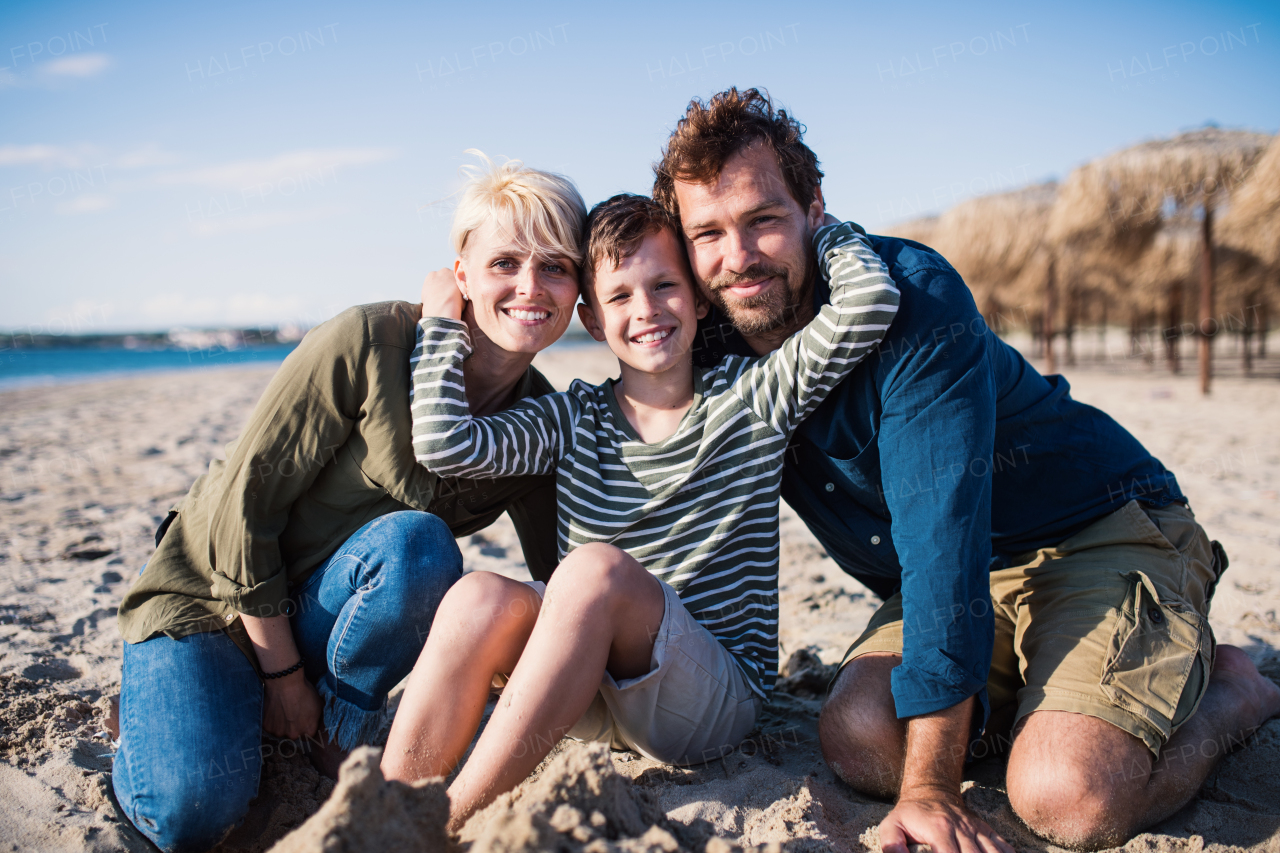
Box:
[262,669,323,740]
[421,267,465,321]
[878,696,1014,853]
[880,790,1014,853]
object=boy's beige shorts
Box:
[839,499,1224,755]
[522,577,762,765]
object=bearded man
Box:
[654,87,1280,852]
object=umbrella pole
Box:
[1166,287,1181,374]
[1198,207,1215,395]
[1044,258,1057,374]
[1243,292,1254,375]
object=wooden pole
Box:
[1043,257,1057,374]
[1199,206,1215,395]
[1166,285,1181,374]
[1243,291,1254,375]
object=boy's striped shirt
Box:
[411,223,899,699]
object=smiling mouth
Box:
[504,308,550,322]
[721,277,772,295]
[631,329,672,344]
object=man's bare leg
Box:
[382,572,543,782]
[1006,645,1280,850]
[445,543,666,830]
[818,652,906,798]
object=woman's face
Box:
[455,219,580,354]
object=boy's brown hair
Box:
[652,87,824,219]
[581,193,684,298]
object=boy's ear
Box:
[694,288,711,321]
[577,301,607,342]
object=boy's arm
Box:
[733,222,899,436]
[410,318,575,478]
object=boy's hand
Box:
[421,267,465,321]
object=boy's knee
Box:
[550,544,645,600]
[441,573,532,631]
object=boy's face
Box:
[577,229,708,377]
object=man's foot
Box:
[1211,644,1280,736]
[307,730,350,781]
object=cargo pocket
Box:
[1100,571,1212,742]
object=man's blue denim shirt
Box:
[693,235,1184,723]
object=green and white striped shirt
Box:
[411,223,899,698]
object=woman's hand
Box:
[421,267,465,322]
[262,669,323,740]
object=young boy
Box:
[382,193,899,828]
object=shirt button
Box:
[870,535,882,545]
[224,614,234,622]
[824,483,835,492]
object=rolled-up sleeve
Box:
[206,310,365,618]
[876,271,996,722]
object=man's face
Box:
[672,144,825,339]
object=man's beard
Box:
[706,250,817,337]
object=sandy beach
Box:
[2,342,1278,853]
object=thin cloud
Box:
[189,204,346,237]
[56,194,115,214]
[43,53,112,77]
[157,148,397,190]
[0,54,113,89]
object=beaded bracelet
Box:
[261,659,305,680]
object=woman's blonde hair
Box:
[450,150,587,269]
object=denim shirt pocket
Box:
[824,428,885,510]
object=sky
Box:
[0,0,1276,334]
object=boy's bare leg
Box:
[445,543,666,830]
[382,572,543,782]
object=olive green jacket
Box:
[117,301,559,658]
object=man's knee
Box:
[818,653,904,798]
[1008,766,1130,850]
[1007,712,1147,848]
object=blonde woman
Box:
[112,155,585,853]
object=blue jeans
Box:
[112,511,462,853]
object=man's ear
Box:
[453,257,469,301]
[806,185,826,233]
[577,301,607,342]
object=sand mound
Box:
[462,742,798,853]
[267,746,452,853]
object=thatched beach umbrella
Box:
[927,184,1058,360]
[1219,135,1280,369]
[1047,128,1272,392]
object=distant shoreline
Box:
[0,335,605,392]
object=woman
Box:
[112,155,585,853]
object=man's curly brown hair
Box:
[652,87,824,220]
